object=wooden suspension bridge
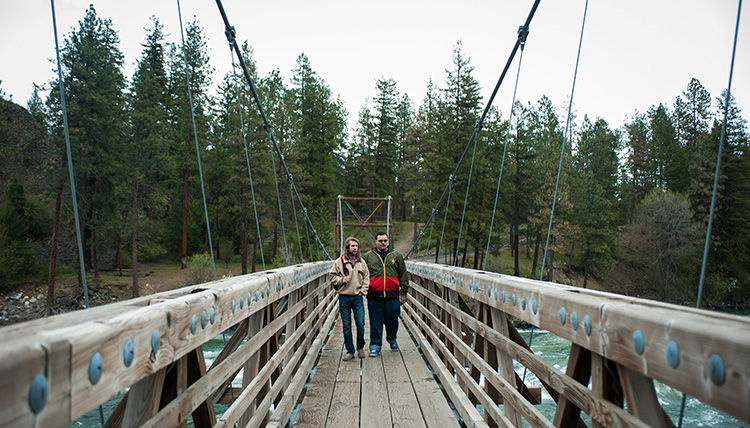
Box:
[1,260,749,428]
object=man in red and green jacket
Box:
[362,231,409,356]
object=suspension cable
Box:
[338,195,344,255]
[483,30,527,270]
[406,0,540,259]
[177,0,217,280]
[289,180,304,262]
[303,207,314,261]
[51,0,100,424]
[231,48,265,270]
[424,209,436,258]
[453,137,479,266]
[270,149,290,265]
[50,0,90,309]
[437,178,454,264]
[522,0,589,389]
[215,0,331,260]
[678,1,743,426]
[538,0,588,282]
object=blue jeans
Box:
[367,298,400,351]
[339,294,365,354]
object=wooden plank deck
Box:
[293,304,459,428]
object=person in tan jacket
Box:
[330,236,369,360]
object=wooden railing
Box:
[0,261,335,428]
[2,260,749,428]
[403,261,750,428]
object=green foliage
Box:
[3,6,748,310]
[0,224,27,289]
[184,253,214,285]
[632,190,702,303]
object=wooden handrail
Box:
[406,261,750,426]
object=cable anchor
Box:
[224,25,236,44]
[518,25,529,47]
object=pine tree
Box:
[710,91,750,303]
[127,17,171,296]
[166,20,214,267]
[47,5,127,281]
[290,54,345,217]
[647,104,679,190]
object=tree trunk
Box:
[182,161,189,269]
[132,172,140,298]
[473,246,480,270]
[116,233,122,277]
[513,208,520,277]
[531,233,541,278]
[583,255,589,289]
[241,207,248,276]
[547,250,554,281]
[251,238,257,273]
[47,179,63,315]
[567,242,575,274]
[92,229,99,280]
[460,238,468,268]
[272,223,278,261]
[216,218,221,261]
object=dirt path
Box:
[394,223,416,255]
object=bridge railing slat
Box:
[406,261,750,425]
[0,262,334,428]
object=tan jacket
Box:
[329,257,369,296]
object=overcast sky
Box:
[1,0,748,135]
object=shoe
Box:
[358,349,365,359]
[369,349,380,357]
[390,341,399,351]
[343,353,355,361]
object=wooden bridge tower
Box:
[334,196,392,257]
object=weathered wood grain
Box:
[407,262,750,422]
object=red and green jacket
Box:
[362,247,409,300]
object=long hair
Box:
[344,236,361,261]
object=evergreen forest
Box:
[1,6,748,313]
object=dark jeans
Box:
[367,298,400,351]
[339,294,365,354]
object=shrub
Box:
[184,253,214,285]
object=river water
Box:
[67,319,748,427]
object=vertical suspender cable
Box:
[50,0,90,310]
[406,0,540,259]
[290,180,304,262]
[338,195,344,254]
[678,2,742,426]
[522,0,589,388]
[387,196,392,238]
[231,50,265,270]
[177,0,217,281]
[453,137,478,266]
[437,178,454,264]
[214,0,331,260]
[50,1,100,424]
[303,207,314,261]
[539,0,588,282]
[483,31,527,270]
[425,209,436,258]
[270,150,290,265]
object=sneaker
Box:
[358,349,365,359]
[390,341,399,351]
[369,348,380,357]
[343,353,355,361]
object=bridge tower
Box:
[334,195,392,257]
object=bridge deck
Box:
[293,311,459,428]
